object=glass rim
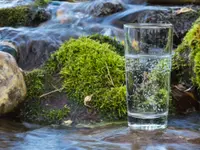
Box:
[124,23,173,29]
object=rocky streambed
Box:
[0,0,200,149]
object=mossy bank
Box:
[21,19,200,124]
[20,35,126,125]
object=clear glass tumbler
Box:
[124,23,173,130]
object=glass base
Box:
[128,123,167,131]
[128,113,167,131]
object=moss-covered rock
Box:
[0,6,51,27]
[20,36,126,124]
[173,18,200,86]
[172,16,200,113]
[20,69,70,124]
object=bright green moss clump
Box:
[194,51,200,86]
[22,36,126,124]
[48,37,126,119]
[58,38,124,99]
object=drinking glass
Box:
[124,23,173,130]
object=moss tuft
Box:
[93,86,126,119]
[194,52,200,87]
[51,37,126,119]
[20,98,70,125]
[172,18,200,86]
[24,69,45,99]
[0,6,31,27]
[34,0,51,7]
[0,6,50,27]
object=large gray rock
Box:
[0,51,26,115]
[90,0,124,17]
[111,7,200,46]
[137,8,199,46]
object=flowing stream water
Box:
[0,0,199,149]
[0,113,200,149]
[0,0,179,70]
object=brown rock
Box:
[0,51,26,115]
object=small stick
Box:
[39,87,64,98]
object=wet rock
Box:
[172,85,200,113]
[0,41,18,59]
[0,51,26,115]
[123,0,146,4]
[137,8,200,46]
[0,6,51,27]
[171,14,200,113]
[0,26,82,70]
[147,0,200,5]
[90,0,124,17]
[112,7,200,46]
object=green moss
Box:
[20,98,70,124]
[45,105,70,123]
[59,38,124,97]
[24,69,45,99]
[172,17,200,86]
[22,68,70,124]
[34,0,51,7]
[52,37,126,119]
[88,34,124,56]
[194,51,200,87]
[0,6,50,27]
[93,86,126,119]
[172,44,190,71]
[0,6,31,27]
[22,36,126,123]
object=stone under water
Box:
[0,51,26,115]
